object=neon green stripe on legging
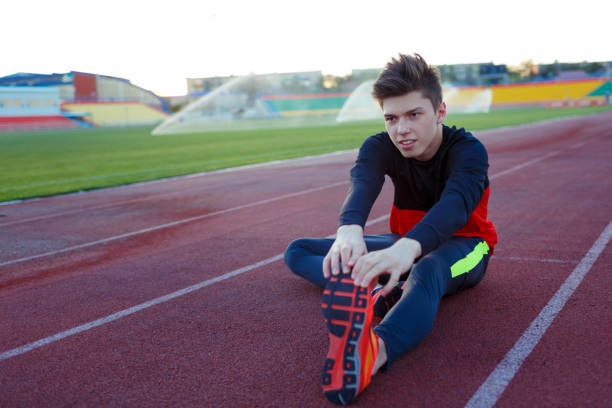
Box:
[450,241,490,278]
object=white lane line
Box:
[569,141,587,149]
[1,149,358,225]
[488,150,561,180]
[465,219,612,408]
[1,147,567,267]
[0,148,357,206]
[493,256,579,265]
[0,135,581,227]
[0,254,284,360]
[0,145,577,360]
[0,197,145,227]
[0,183,209,227]
[0,181,347,268]
[0,146,531,228]
[0,212,391,361]
[0,146,355,193]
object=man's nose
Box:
[398,117,411,134]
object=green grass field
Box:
[1,105,610,203]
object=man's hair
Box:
[372,53,442,110]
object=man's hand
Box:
[351,238,422,295]
[323,225,367,278]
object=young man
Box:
[284,53,497,405]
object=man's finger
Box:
[347,247,363,268]
[351,253,371,282]
[330,249,341,276]
[322,253,331,279]
[380,271,400,296]
[340,246,351,274]
[358,259,389,288]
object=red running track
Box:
[1,113,611,407]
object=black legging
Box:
[284,234,490,368]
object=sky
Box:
[2,0,610,96]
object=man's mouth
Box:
[398,139,416,149]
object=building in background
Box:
[3,60,610,133]
[187,75,236,95]
[153,72,345,135]
[478,63,509,85]
[0,85,83,131]
[0,72,169,132]
[187,71,322,95]
[161,71,326,113]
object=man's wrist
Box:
[397,237,422,258]
[337,224,363,235]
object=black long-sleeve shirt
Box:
[339,125,497,255]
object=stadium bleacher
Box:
[0,85,84,132]
[2,69,609,133]
[490,79,605,107]
[0,115,80,132]
[587,81,612,97]
[61,102,169,127]
[262,93,350,117]
[0,71,169,132]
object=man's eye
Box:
[411,112,421,117]
[385,117,395,122]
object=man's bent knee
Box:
[283,238,306,272]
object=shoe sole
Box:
[321,276,375,405]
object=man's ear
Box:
[436,101,447,124]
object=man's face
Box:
[382,91,446,161]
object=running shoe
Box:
[372,282,404,323]
[321,276,379,405]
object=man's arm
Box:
[405,139,489,255]
[338,135,388,228]
[325,135,389,276]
